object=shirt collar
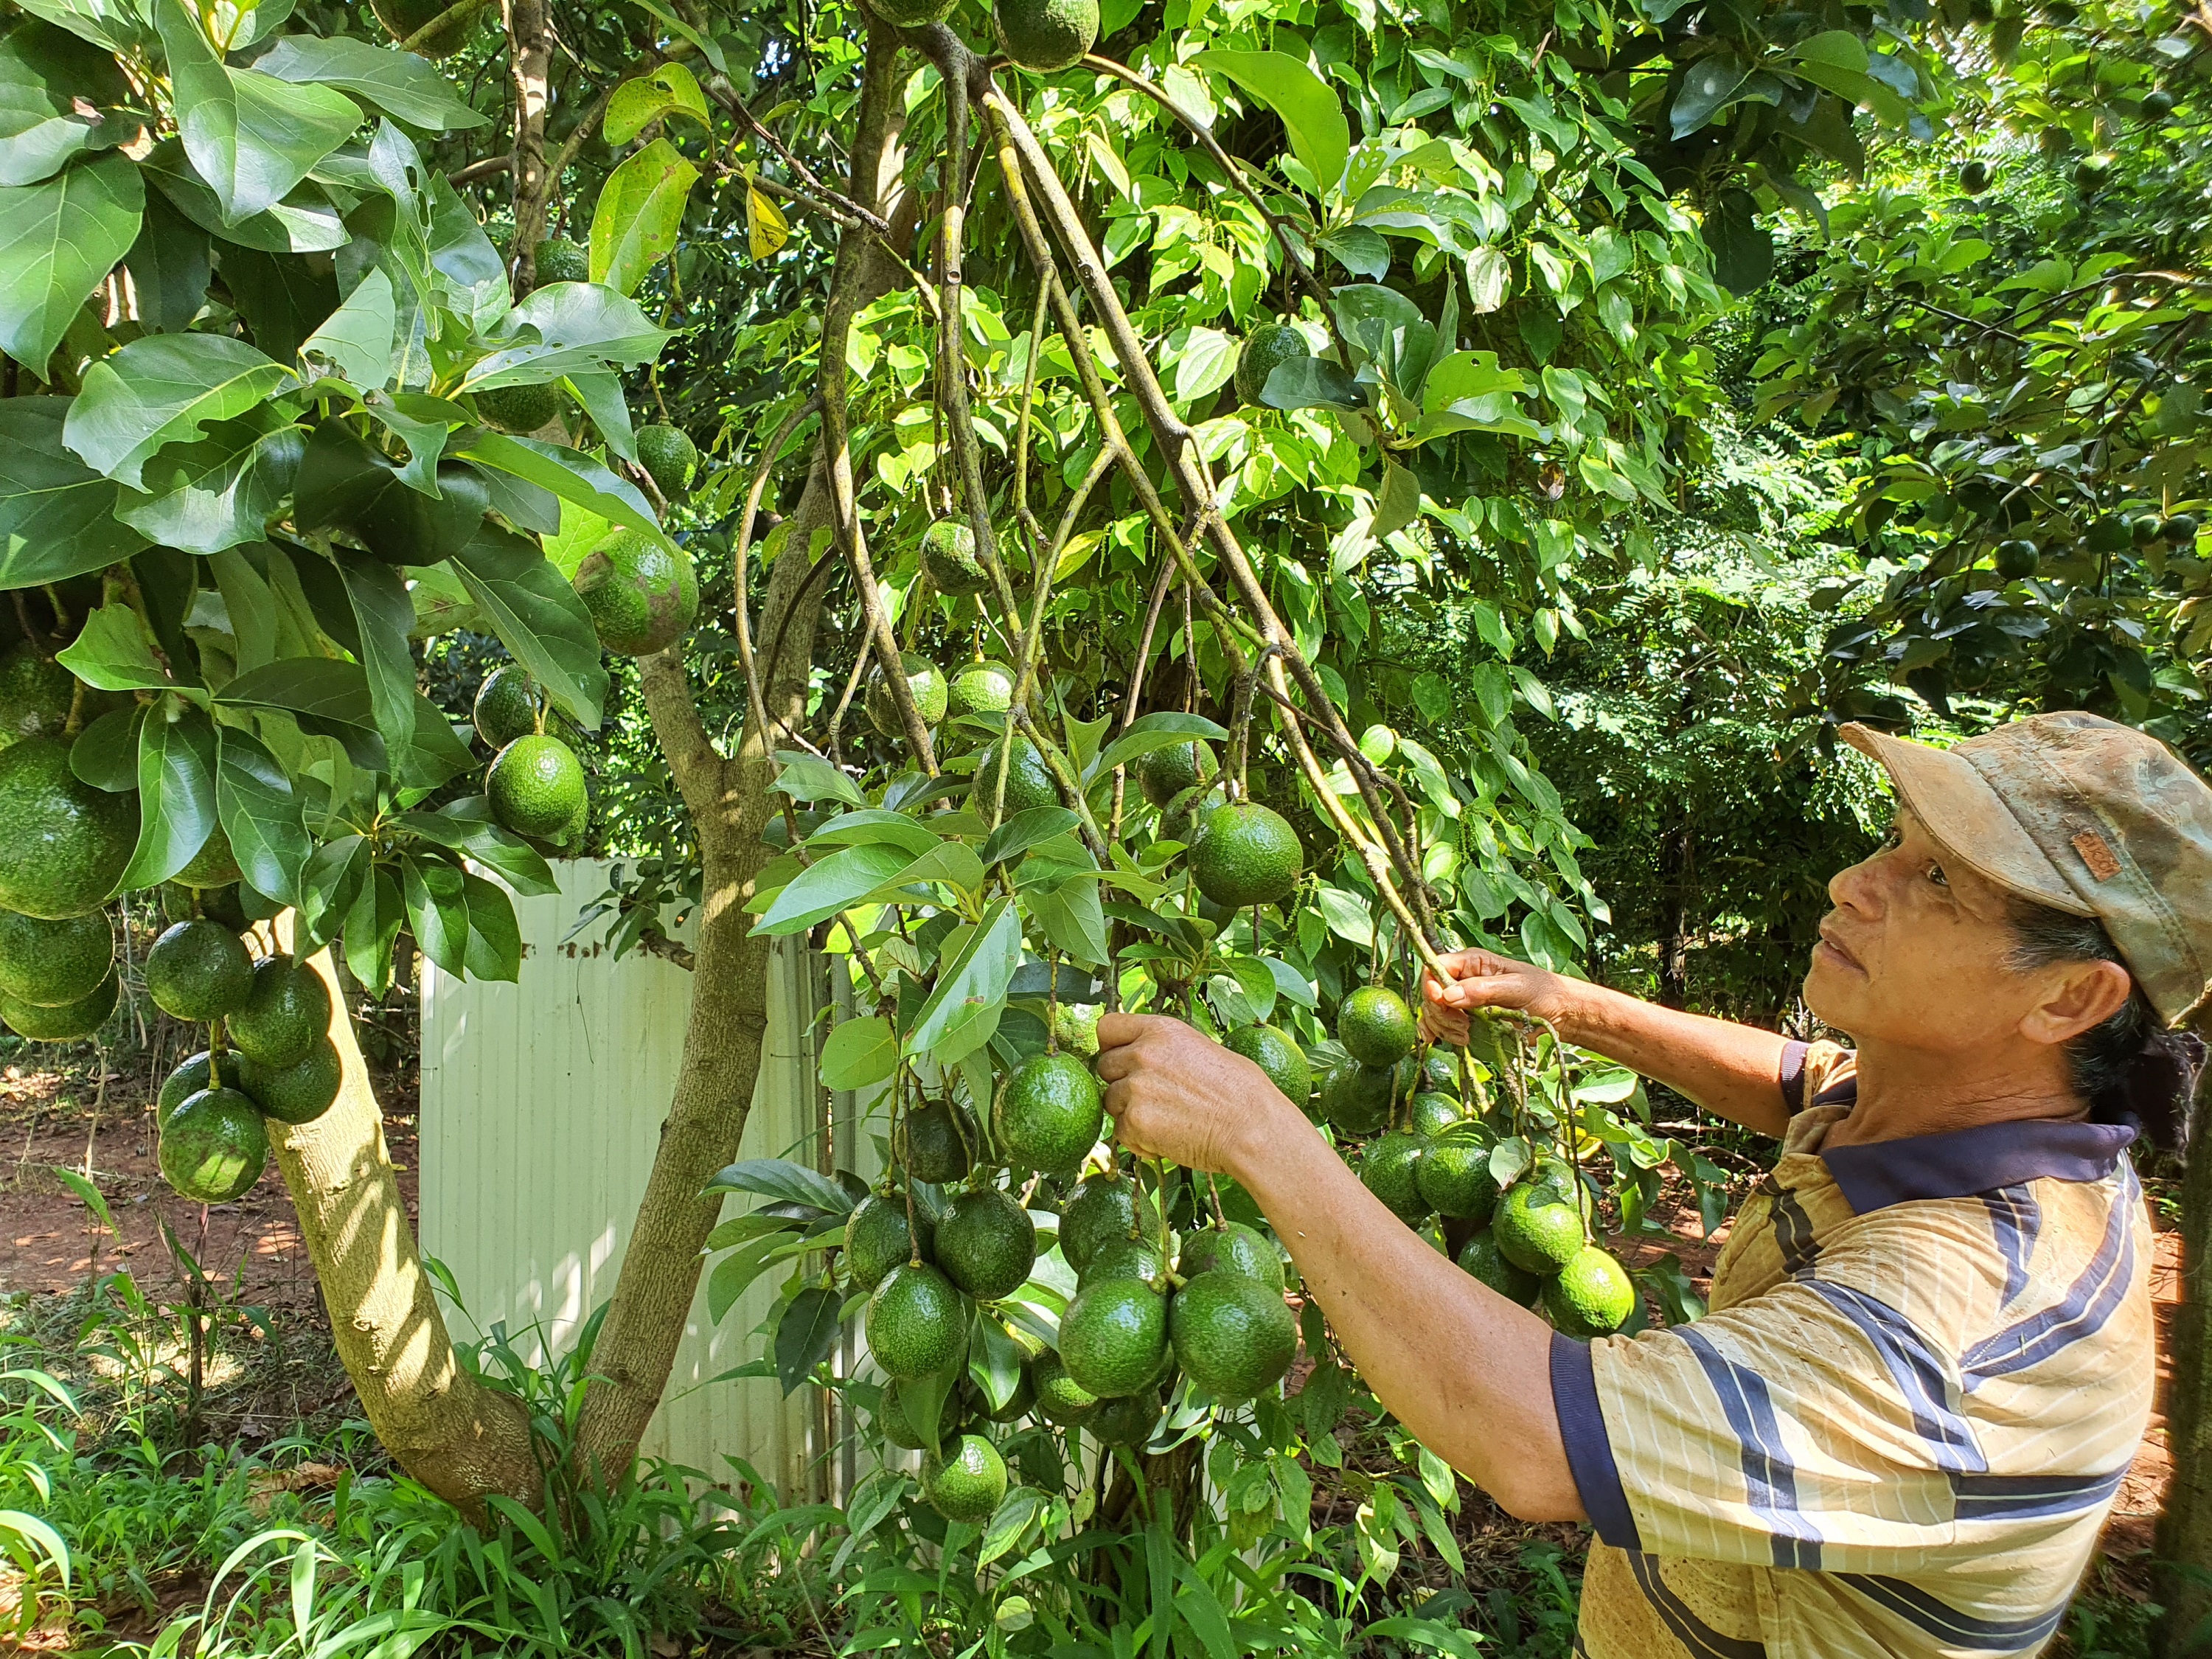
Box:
[1818,1116,2139,1212]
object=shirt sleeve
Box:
[1779,1038,1855,1114]
[1551,1276,1976,1576]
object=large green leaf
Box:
[0,398,146,585]
[457,432,672,552]
[461,283,675,391]
[602,63,711,145]
[0,20,132,187]
[10,0,150,54]
[64,333,294,491]
[217,656,386,770]
[400,853,468,975]
[141,138,348,253]
[338,554,453,787]
[156,0,362,223]
[123,191,212,334]
[446,524,609,729]
[905,900,1022,1063]
[299,268,397,386]
[396,802,558,897]
[750,842,910,936]
[342,863,405,992]
[0,150,142,369]
[818,1015,898,1090]
[215,723,310,905]
[251,36,490,132]
[774,1285,842,1397]
[120,703,220,891]
[1193,49,1349,195]
[58,599,195,696]
[587,137,698,297]
[115,411,303,554]
[461,872,521,981]
[1093,712,1229,778]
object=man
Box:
[1095,712,2211,1657]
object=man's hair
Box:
[2006,899,2195,1155]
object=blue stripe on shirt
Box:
[1980,1183,2041,1308]
[1962,1166,2138,1386]
[1800,1279,1986,1475]
[1950,1464,2128,1520]
[1678,1328,1824,1571]
[1837,1574,2069,1652]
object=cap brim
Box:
[1840,724,2094,916]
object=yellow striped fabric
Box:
[1557,1043,2156,1658]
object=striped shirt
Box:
[1552,1040,2155,1658]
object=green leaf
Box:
[63,333,293,491]
[1029,879,1108,968]
[208,545,278,669]
[751,842,910,936]
[1703,187,1773,296]
[122,192,209,335]
[120,703,219,891]
[57,599,188,695]
[140,137,348,253]
[156,0,362,223]
[115,412,303,555]
[461,872,521,981]
[704,1157,855,1213]
[217,657,385,769]
[0,151,142,371]
[216,724,310,906]
[1262,355,1365,412]
[395,804,559,897]
[807,808,942,859]
[456,432,672,554]
[603,63,711,145]
[0,397,146,584]
[588,136,698,297]
[463,282,675,392]
[978,1486,1045,1568]
[774,1285,843,1395]
[1193,49,1349,194]
[71,703,142,791]
[448,524,610,731]
[820,1014,898,1091]
[299,268,397,386]
[771,751,866,808]
[906,899,1021,1063]
[251,35,490,131]
[980,806,1080,865]
[11,0,149,55]
[342,863,405,993]
[1670,58,1750,138]
[865,841,987,902]
[400,853,467,975]
[1094,712,1228,777]
[337,555,445,787]
[707,1237,787,1323]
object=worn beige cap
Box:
[1840,713,2212,1026]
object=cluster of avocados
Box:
[858,0,1099,70]
[146,902,344,1206]
[1241,981,1636,1340]
[854,1037,1302,1521]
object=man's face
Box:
[1803,807,2042,1051]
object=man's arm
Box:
[1420,950,1795,1138]
[1094,1015,1586,1523]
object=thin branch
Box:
[734,394,825,759]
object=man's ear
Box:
[2018,958,2134,1046]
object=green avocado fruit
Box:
[1081,1231,1171,1289]
[1338,985,1417,1068]
[532,235,590,285]
[176,830,242,890]
[899,1097,974,1185]
[573,528,700,655]
[846,1191,933,1290]
[1455,1228,1542,1305]
[473,665,540,749]
[1545,1245,1637,1338]
[1360,1132,1432,1224]
[1,970,116,1041]
[1058,1172,1141,1274]
[1235,322,1312,406]
[1492,1178,1589,1276]
[160,1087,268,1202]
[921,1433,1007,1523]
[997,1051,1104,1175]
[920,518,991,595]
[936,1187,1037,1301]
[1057,1276,1169,1398]
[1088,1391,1158,1447]
[946,659,1018,723]
[1416,1130,1498,1222]
[0,908,111,1007]
[1178,1220,1281,1288]
[1408,1091,1464,1138]
[1190,801,1303,908]
[235,1037,342,1126]
[475,382,562,435]
[636,425,700,498]
[228,954,332,1070]
[1994,539,2040,581]
[866,1262,967,1380]
[146,919,254,1022]
[877,1374,959,1450]
[160,1051,215,1117]
[1133,740,1209,808]
[865,653,951,739]
[1169,1270,1297,1400]
[0,739,135,919]
[1224,1023,1311,1109]
[970,737,1060,818]
[487,734,588,841]
[993,0,1099,72]
[1032,1351,1101,1424]
[1318,1059,1394,1135]
[0,645,74,747]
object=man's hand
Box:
[1419,948,1567,1046]
[1093,1013,1300,1175]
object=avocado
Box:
[1416,1129,1498,1222]
[1133,740,1209,808]
[900,1096,974,1185]
[865,1261,967,1380]
[1057,1276,1169,1398]
[572,528,700,656]
[636,425,700,498]
[159,1050,215,1116]
[0,738,134,918]
[1189,801,1303,908]
[921,1433,1007,1522]
[992,0,1099,72]
[1087,1390,1159,1447]
[532,236,591,285]
[475,382,563,435]
[366,0,484,56]
[235,1037,342,1126]
[1223,1023,1311,1107]
[487,734,587,841]
[936,1186,1037,1301]
[1079,1231,1170,1289]
[1168,1270,1297,1400]
[1492,1177,1588,1275]
[1178,1220,1282,1288]
[846,1191,933,1290]
[1408,1091,1464,1137]
[1455,1228,1543,1305]
[146,919,254,1022]
[1058,1171,1144,1274]
[175,829,242,890]
[877,1374,960,1450]
[228,955,332,1069]
[473,665,540,749]
[160,1086,268,1202]
[970,737,1059,818]
[1318,1058,1394,1134]
[1958,160,1989,195]
[1545,1245,1636,1338]
[0,970,116,1040]
[0,645,74,747]
[864,654,951,739]
[0,908,111,1007]
[1234,322,1312,406]
[997,1051,1105,1175]
[1994,539,2040,581]
[1360,1132,1432,1224]
[919,518,990,595]
[1338,985,1417,1068]
[1032,1350,1101,1424]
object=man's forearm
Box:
[1545,978,1792,1137]
[1228,1113,1585,1523]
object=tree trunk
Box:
[265,925,540,1517]
[1655,813,1694,1011]
[501,0,551,294]
[568,28,917,1479]
[2154,1032,2212,1656]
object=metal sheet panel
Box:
[419,860,829,1499]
